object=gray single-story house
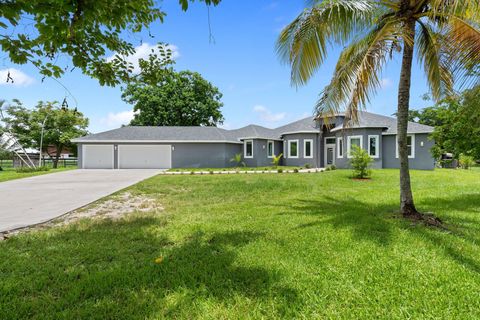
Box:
[71,111,435,170]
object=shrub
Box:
[293,168,299,173]
[16,166,50,173]
[459,154,475,169]
[190,171,195,175]
[230,153,246,168]
[277,168,283,173]
[209,170,214,174]
[0,166,3,171]
[271,153,283,168]
[304,163,312,169]
[326,164,336,171]
[350,145,372,179]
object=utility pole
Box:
[39,115,48,167]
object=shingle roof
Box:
[72,111,433,143]
[71,126,241,143]
[225,124,281,140]
[273,116,318,135]
[330,111,434,134]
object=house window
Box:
[244,140,253,158]
[267,141,274,158]
[304,139,313,158]
[288,140,299,158]
[396,134,415,158]
[283,140,287,158]
[325,137,336,145]
[368,135,379,158]
[347,135,363,158]
[337,137,344,158]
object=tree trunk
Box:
[52,146,62,169]
[397,19,419,217]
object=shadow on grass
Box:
[0,216,298,318]
[419,193,480,219]
[286,194,480,274]
[413,193,480,274]
[284,196,396,246]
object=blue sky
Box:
[0,0,434,133]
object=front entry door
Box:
[324,142,336,167]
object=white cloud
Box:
[253,105,287,123]
[380,78,393,89]
[107,43,180,74]
[0,68,35,87]
[100,110,136,129]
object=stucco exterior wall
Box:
[333,128,384,169]
[77,142,242,169]
[172,143,241,168]
[282,133,319,167]
[382,133,435,170]
[242,139,283,167]
[76,131,435,170]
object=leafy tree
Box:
[418,86,480,160]
[0,0,220,86]
[350,145,372,179]
[122,51,224,126]
[1,100,89,168]
[277,0,480,219]
[0,146,12,160]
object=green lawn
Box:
[0,166,76,183]
[1,169,480,318]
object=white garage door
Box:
[118,145,171,169]
[83,145,114,169]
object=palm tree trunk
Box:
[397,19,419,217]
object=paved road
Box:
[0,169,162,232]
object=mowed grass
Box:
[1,169,480,319]
[0,166,76,183]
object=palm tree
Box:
[277,0,480,219]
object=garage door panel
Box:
[118,145,171,169]
[83,145,114,169]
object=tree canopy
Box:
[0,100,89,167]
[414,86,480,160]
[0,0,221,86]
[122,50,224,127]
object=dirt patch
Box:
[393,211,445,229]
[406,212,444,228]
[61,192,162,224]
[0,192,163,240]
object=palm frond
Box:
[415,20,454,101]
[444,16,480,88]
[427,0,480,23]
[315,17,401,124]
[276,0,379,86]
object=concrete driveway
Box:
[0,169,162,232]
